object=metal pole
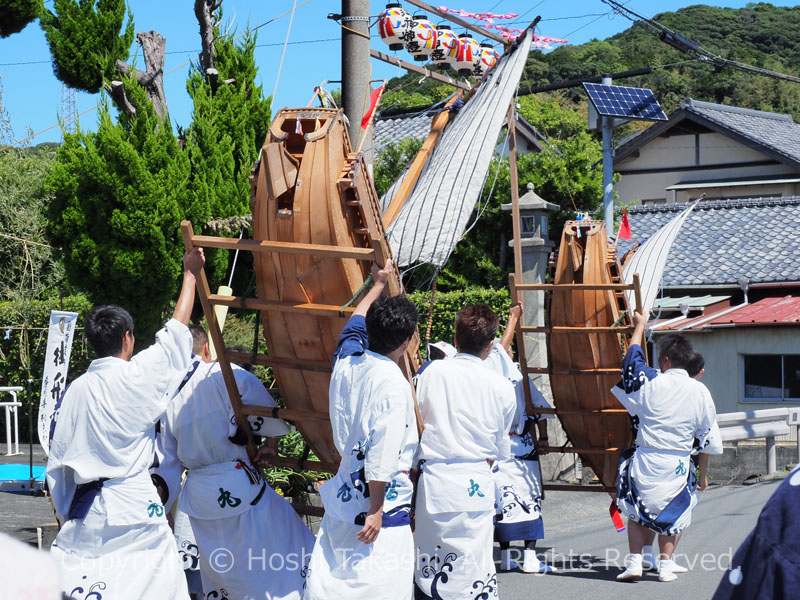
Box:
[601,75,614,232]
[341,0,371,153]
[766,435,776,476]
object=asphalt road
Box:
[496,479,780,600]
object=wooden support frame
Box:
[370,49,469,90]
[224,349,332,373]
[209,294,355,318]
[181,221,259,462]
[241,404,330,423]
[189,234,376,261]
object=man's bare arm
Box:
[499,303,522,354]
[356,480,385,544]
[630,309,647,348]
[353,260,392,318]
[172,248,205,325]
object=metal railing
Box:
[717,407,800,475]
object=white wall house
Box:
[614,99,800,206]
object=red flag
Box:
[609,501,626,532]
[618,208,631,240]
[361,85,385,130]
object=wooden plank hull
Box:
[549,221,633,488]
[251,108,420,467]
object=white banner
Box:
[38,311,78,454]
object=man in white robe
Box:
[304,261,420,600]
[612,311,723,583]
[414,304,516,600]
[46,248,205,600]
[151,325,315,600]
[484,311,556,574]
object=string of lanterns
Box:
[378,3,500,77]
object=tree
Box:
[40,0,134,94]
[46,78,191,341]
[0,0,42,37]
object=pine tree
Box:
[0,0,42,38]
[183,25,272,287]
[45,76,191,340]
[40,0,134,94]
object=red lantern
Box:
[378,3,411,51]
[474,42,500,77]
[455,33,480,76]
[406,13,438,62]
[432,24,459,66]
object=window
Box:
[641,198,667,206]
[742,354,800,402]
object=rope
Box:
[424,270,440,349]
[270,0,299,108]
[338,274,373,317]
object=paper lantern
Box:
[474,42,500,77]
[406,13,438,62]
[432,24,459,66]
[455,33,480,76]
[378,3,411,51]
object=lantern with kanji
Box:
[473,42,500,77]
[405,13,438,62]
[432,23,459,66]
[378,3,411,51]
[454,33,480,76]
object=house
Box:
[623,197,800,415]
[614,99,800,206]
[373,102,550,155]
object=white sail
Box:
[386,29,533,267]
[623,201,699,317]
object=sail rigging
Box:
[384,29,533,268]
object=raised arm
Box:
[172,248,205,325]
[499,303,522,354]
[353,260,392,318]
[630,309,647,348]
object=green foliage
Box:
[183,25,272,289]
[380,70,454,111]
[0,82,66,303]
[373,137,423,198]
[0,294,94,442]
[409,287,511,349]
[0,0,42,37]
[40,0,134,93]
[266,429,330,501]
[45,80,191,342]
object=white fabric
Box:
[303,514,414,600]
[305,349,418,598]
[413,354,515,599]
[611,368,721,455]
[173,504,203,597]
[623,200,698,317]
[386,30,533,267]
[46,318,192,600]
[493,434,543,526]
[0,532,63,599]
[154,360,313,600]
[415,354,516,463]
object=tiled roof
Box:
[619,196,800,287]
[373,107,436,152]
[682,99,800,167]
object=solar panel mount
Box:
[583,82,668,122]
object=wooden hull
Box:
[251,108,420,466]
[548,221,633,488]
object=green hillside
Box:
[525,2,800,119]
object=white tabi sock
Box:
[617,553,643,582]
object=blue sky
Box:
[0,1,795,145]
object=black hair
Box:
[687,352,705,378]
[455,304,499,356]
[657,333,694,370]
[85,305,135,358]
[429,346,447,361]
[188,324,209,355]
[365,295,419,356]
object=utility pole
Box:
[341,0,371,153]
[601,74,614,231]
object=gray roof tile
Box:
[373,109,436,153]
[619,196,800,287]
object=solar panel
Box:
[583,82,668,121]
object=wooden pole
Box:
[181,221,258,463]
[370,49,469,90]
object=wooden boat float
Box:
[181,107,421,471]
[511,219,643,491]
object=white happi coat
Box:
[304,315,418,600]
[414,353,516,600]
[153,360,315,600]
[484,341,553,542]
[0,532,64,599]
[46,318,193,600]
[611,345,723,535]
